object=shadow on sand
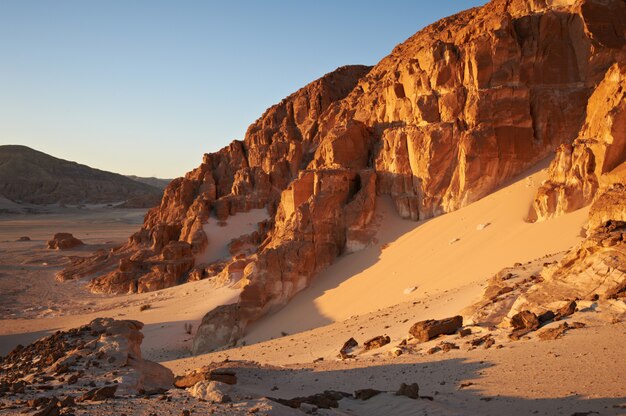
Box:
[212,358,626,416]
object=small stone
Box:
[363,335,390,351]
[458,328,472,337]
[354,389,382,400]
[396,383,419,399]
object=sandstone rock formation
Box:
[468,177,625,330]
[47,233,84,250]
[58,0,626,353]
[409,316,463,342]
[0,145,164,206]
[531,63,626,220]
[0,318,174,408]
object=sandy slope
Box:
[244,160,589,343]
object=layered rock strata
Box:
[468,184,626,330]
[532,63,626,221]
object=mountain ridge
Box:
[0,144,165,206]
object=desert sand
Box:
[1,163,624,415]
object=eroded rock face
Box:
[59,0,626,353]
[512,220,626,314]
[468,183,626,329]
[58,65,371,295]
[339,0,625,221]
[531,63,626,221]
[189,0,625,353]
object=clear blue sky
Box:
[0,1,486,178]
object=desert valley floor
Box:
[1,162,624,415]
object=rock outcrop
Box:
[0,318,174,407]
[47,233,84,250]
[511,219,626,314]
[468,177,626,330]
[531,63,626,221]
[57,0,626,353]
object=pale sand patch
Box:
[197,208,269,264]
[244,163,589,343]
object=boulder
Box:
[47,233,84,250]
[363,335,391,351]
[396,383,420,399]
[338,337,358,359]
[509,310,540,340]
[187,380,232,403]
[409,316,463,342]
[554,300,577,320]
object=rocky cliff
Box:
[531,63,626,221]
[59,0,626,353]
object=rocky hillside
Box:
[0,145,163,206]
[126,175,172,190]
[59,0,626,354]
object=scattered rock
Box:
[363,335,391,351]
[187,381,232,403]
[440,342,459,353]
[538,310,556,324]
[396,383,419,399]
[47,233,84,250]
[79,385,117,402]
[338,337,358,359]
[271,390,350,409]
[174,367,237,388]
[409,316,463,342]
[458,328,472,338]
[554,300,577,320]
[426,346,441,355]
[389,347,403,357]
[354,388,382,400]
[509,311,540,340]
[16,236,31,242]
[538,321,586,341]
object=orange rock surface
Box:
[57,0,626,353]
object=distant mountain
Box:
[0,145,163,206]
[125,175,172,190]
